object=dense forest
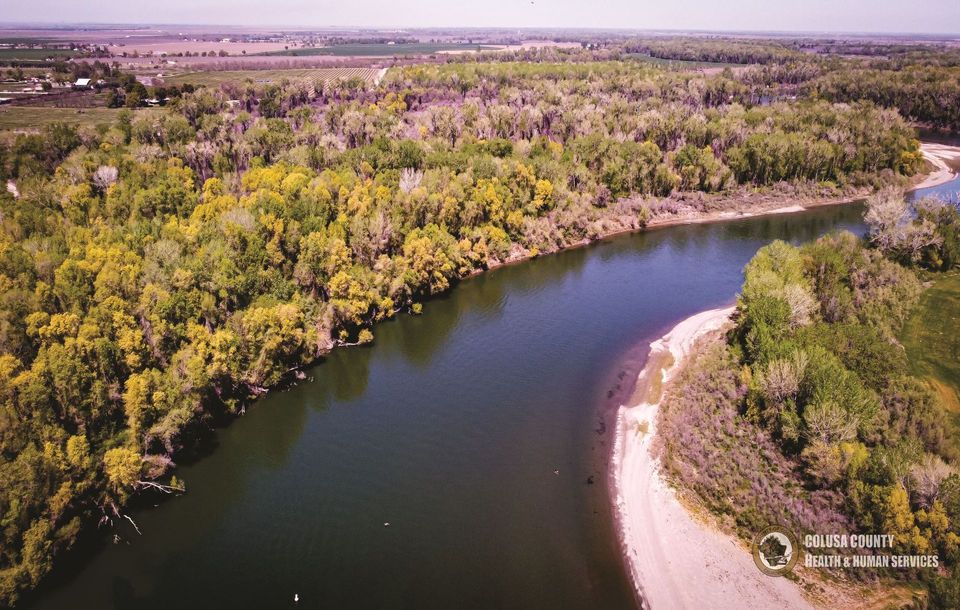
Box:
[656,192,960,606]
[457,38,960,132]
[0,42,947,604]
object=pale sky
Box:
[3,0,960,35]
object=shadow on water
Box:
[314,343,374,403]
[380,243,593,369]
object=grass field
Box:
[261,43,497,57]
[0,106,127,132]
[0,48,76,60]
[902,272,960,451]
[164,67,384,88]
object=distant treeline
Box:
[446,38,960,131]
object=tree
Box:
[402,224,462,295]
[65,435,91,471]
[916,198,960,270]
[864,189,942,263]
[103,448,141,493]
[882,485,916,547]
[294,231,351,298]
[125,90,143,108]
[911,455,954,509]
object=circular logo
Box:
[752,526,800,576]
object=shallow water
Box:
[27,179,957,610]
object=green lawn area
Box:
[901,272,960,445]
[0,106,125,132]
[260,43,497,57]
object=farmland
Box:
[260,42,499,56]
[163,67,386,88]
[0,47,77,61]
[105,40,292,57]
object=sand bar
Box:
[611,306,814,610]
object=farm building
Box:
[72,78,91,89]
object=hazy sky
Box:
[3,0,960,34]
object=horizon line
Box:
[0,21,958,38]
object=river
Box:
[27,178,957,610]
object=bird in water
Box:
[294,593,299,603]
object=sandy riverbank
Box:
[917,143,960,190]
[611,306,815,610]
[645,142,960,230]
[469,141,960,286]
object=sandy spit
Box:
[611,306,815,610]
[465,142,960,281]
[647,142,960,230]
[917,143,960,190]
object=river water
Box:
[28,179,957,610]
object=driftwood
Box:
[124,514,143,536]
[99,500,142,536]
[136,480,185,494]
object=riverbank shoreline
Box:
[473,142,960,279]
[918,143,960,190]
[611,142,960,232]
[609,306,817,610]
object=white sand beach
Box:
[611,306,814,610]
[917,143,960,190]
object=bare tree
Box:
[905,218,942,262]
[804,400,858,445]
[776,283,817,328]
[864,188,943,261]
[93,165,119,191]
[399,168,423,194]
[760,351,807,405]
[802,440,845,486]
[864,187,910,252]
[910,454,953,508]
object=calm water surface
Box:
[29,180,956,610]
